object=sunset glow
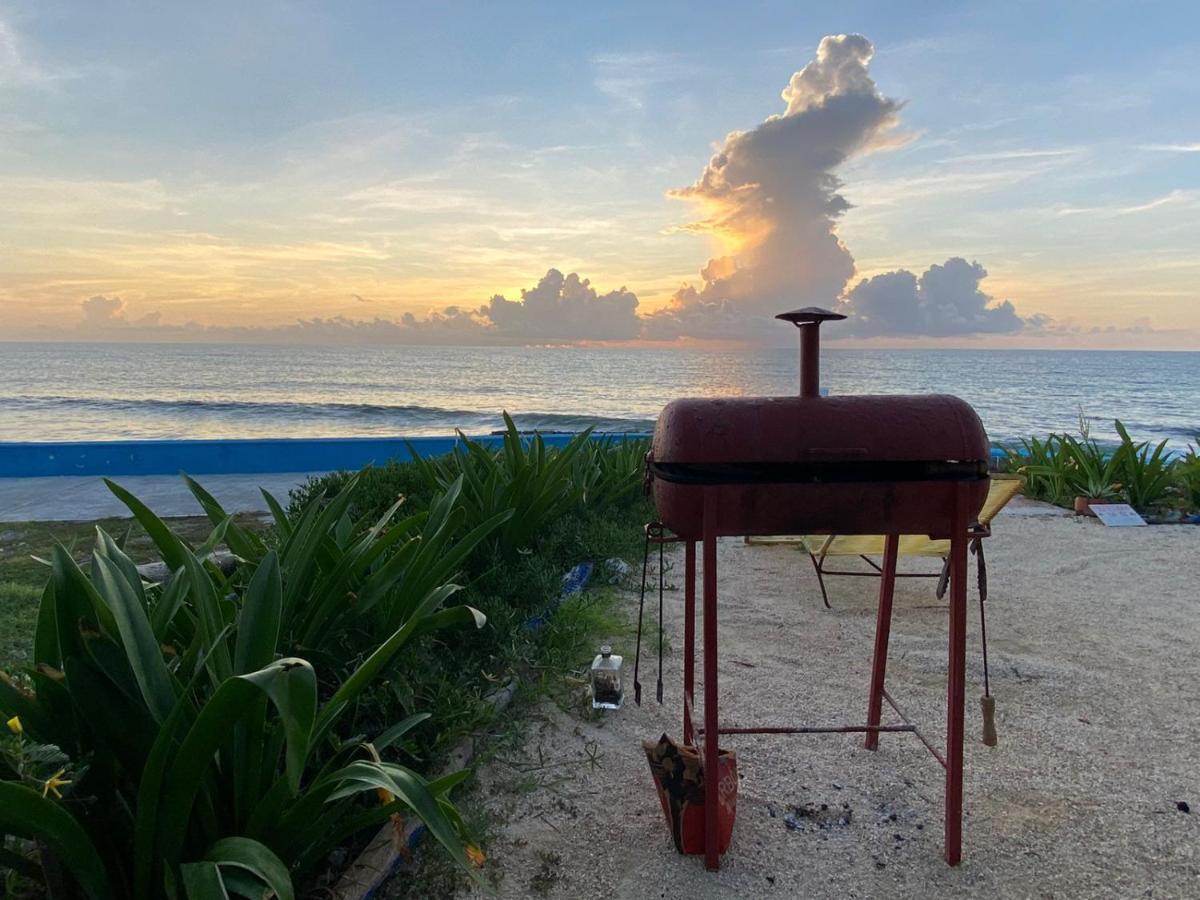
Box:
[2,3,1198,348]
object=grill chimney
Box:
[775,307,847,399]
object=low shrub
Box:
[0,479,486,899]
[296,416,652,561]
[1006,419,1194,513]
[1023,432,1122,504]
[1179,441,1200,510]
[1006,434,1070,506]
[1,427,653,897]
[410,414,596,559]
[287,458,437,523]
[571,435,649,510]
[1113,420,1175,510]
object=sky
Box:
[2,1,1199,349]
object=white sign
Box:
[1091,503,1147,527]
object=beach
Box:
[457,502,1200,899]
[5,7,1199,897]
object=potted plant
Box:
[1060,433,1123,516]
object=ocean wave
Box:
[1097,421,1198,442]
[0,394,655,434]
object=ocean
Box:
[0,342,1196,450]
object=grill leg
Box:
[702,490,720,871]
[945,489,969,865]
[809,552,832,609]
[865,533,900,750]
[684,540,696,745]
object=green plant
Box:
[0,479,487,899]
[287,459,437,522]
[1178,440,1200,511]
[181,473,510,658]
[571,437,649,510]
[410,413,596,558]
[0,582,41,672]
[1059,433,1123,501]
[1114,420,1177,510]
[1007,434,1070,506]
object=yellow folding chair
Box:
[748,476,1023,608]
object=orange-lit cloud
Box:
[644,34,1041,343]
[3,17,1197,349]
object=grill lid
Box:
[652,394,990,468]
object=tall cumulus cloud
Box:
[648,34,1033,341]
[61,35,1031,345]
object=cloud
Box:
[479,269,640,341]
[0,14,113,92]
[79,294,162,328]
[55,269,640,345]
[21,34,1045,347]
[393,269,640,343]
[646,34,903,339]
[1138,142,1200,153]
[80,294,126,323]
[1054,189,1198,218]
[0,17,47,88]
[836,258,1029,337]
[932,147,1081,164]
[592,51,702,111]
[344,178,483,213]
[55,36,1032,347]
[645,34,1038,341]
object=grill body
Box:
[643,307,992,873]
[651,393,989,539]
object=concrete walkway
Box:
[0,476,1068,525]
[0,473,325,522]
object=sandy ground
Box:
[462,504,1200,899]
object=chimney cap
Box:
[776,307,847,326]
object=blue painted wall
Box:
[0,433,651,478]
[0,432,1008,479]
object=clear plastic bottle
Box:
[590,645,624,709]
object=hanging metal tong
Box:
[633,521,668,705]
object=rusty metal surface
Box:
[652,479,988,540]
[649,308,987,870]
[652,393,987,464]
[650,394,988,539]
[776,306,846,398]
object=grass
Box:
[0,581,41,672]
[0,513,267,670]
[0,515,262,579]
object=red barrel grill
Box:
[645,308,990,870]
